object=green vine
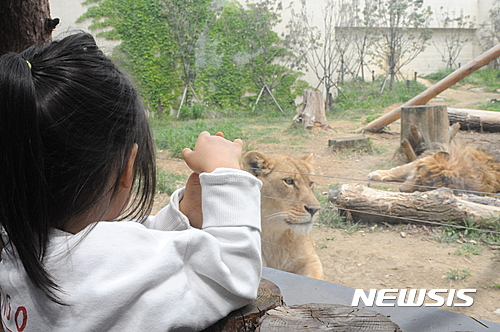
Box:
[78,0,181,109]
[78,0,308,115]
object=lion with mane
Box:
[242,151,324,280]
[369,143,500,193]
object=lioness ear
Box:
[242,151,273,177]
[433,151,450,163]
[302,153,314,164]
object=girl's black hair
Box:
[0,33,156,303]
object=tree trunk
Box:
[293,91,331,130]
[257,303,401,331]
[0,0,58,55]
[332,184,500,227]
[448,107,500,132]
[399,105,459,162]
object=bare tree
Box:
[352,0,377,82]
[433,7,474,69]
[333,0,359,85]
[369,0,432,90]
[478,0,500,68]
[0,0,59,55]
[290,0,358,110]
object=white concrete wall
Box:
[400,28,478,78]
[263,0,496,89]
[49,0,119,54]
[50,0,497,87]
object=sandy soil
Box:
[155,81,500,326]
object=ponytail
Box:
[0,33,156,304]
[0,54,61,302]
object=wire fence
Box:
[157,156,500,237]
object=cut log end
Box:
[257,303,402,332]
[202,279,283,332]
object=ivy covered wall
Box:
[77,0,308,116]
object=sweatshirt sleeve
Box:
[180,168,263,329]
[131,168,262,329]
[142,187,192,231]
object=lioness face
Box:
[242,151,320,235]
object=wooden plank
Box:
[328,136,372,152]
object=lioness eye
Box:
[283,178,294,185]
[309,182,314,188]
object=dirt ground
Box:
[155,81,500,326]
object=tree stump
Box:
[293,91,331,130]
[256,303,401,331]
[202,279,283,332]
[399,105,459,162]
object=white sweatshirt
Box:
[0,168,262,332]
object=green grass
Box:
[316,194,363,234]
[151,114,316,158]
[433,218,500,245]
[423,68,455,82]
[256,136,282,144]
[151,118,246,158]
[424,67,500,92]
[478,99,500,112]
[445,268,472,282]
[455,243,483,257]
[461,68,500,92]
[156,168,188,195]
[330,79,428,121]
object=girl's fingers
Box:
[182,148,193,160]
[234,138,243,147]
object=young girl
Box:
[0,33,262,331]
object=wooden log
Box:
[448,108,500,132]
[461,193,500,207]
[293,91,331,130]
[333,184,500,227]
[202,279,283,332]
[256,303,402,332]
[354,43,500,133]
[328,136,372,152]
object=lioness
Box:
[369,143,500,193]
[242,151,324,280]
